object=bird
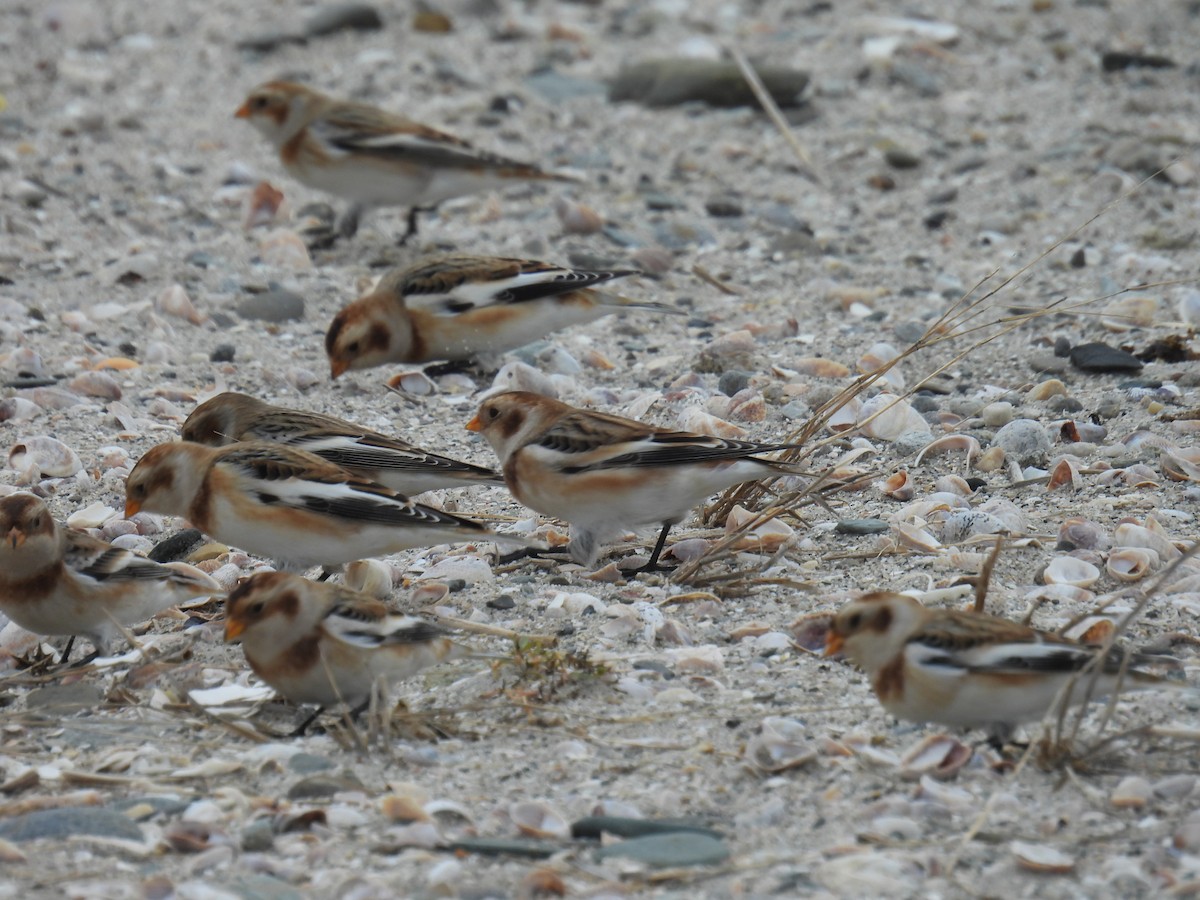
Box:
[124,441,525,572]
[465,391,802,569]
[325,254,680,377]
[824,591,1184,745]
[181,391,500,495]
[0,493,221,661]
[234,81,572,243]
[224,571,471,734]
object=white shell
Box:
[1042,556,1100,588]
[343,559,394,599]
[155,284,206,325]
[1106,547,1159,582]
[66,502,119,529]
[67,371,122,400]
[913,434,981,466]
[880,471,915,501]
[744,716,817,774]
[508,801,569,839]
[9,436,83,478]
[725,504,795,552]
[858,394,930,440]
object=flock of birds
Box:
[0,80,1186,742]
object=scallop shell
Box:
[827,398,862,432]
[1162,448,1200,483]
[1114,523,1181,561]
[9,436,83,478]
[932,475,973,497]
[1042,556,1100,588]
[913,434,981,467]
[744,717,817,774]
[68,370,122,400]
[508,801,569,839]
[880,471,915,501]
[898,734,973,780]
[1106,547,1159,582]
[676,407,747,440]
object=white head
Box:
[125,442,212,519]
[325,291,414,378]
[825,592,929,674]
[234,81,326,147]
[0,493,62,579]
[465,391,568,464]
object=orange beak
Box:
[7,527,24,549]
[823,631,845,657]
[465,414,482,432]
[224,617,246,641]
[125,499,142,518]
[329,359,349,380]
[234,102,252,119]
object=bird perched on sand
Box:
[325,255,680,377]
[0,493,220,661]
[466,391,801,569]
[224,571,468,731]
[181,391,499,495]
[124,441,523,571]
[234,80,572,243]
[825,591,1184,744]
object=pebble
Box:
[594,832,730,867]
[287,753,336,774]
[572,816,721,840]
[1069,341,1144,374]
[287,773,364,800]
[236,287,305,322]
[609,58,809,108]
[304,3,383,37]
[980,401,1014,427]
[704,196,744,218]
[835,518,889,535]
[992,419,1051,465]
[0,807,144,843]
[148,528,205,562]
[240,820,275,852]
[524,69,608,104]
[1111,775,1153,808]
[210,343,236,363]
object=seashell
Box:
[1024,583,1096,604]
[286,368,319,392]
[744,717,816,774]
[24,386,89,409]
[898,734,973,780]
[0,398,42,423]
[666,538,711,563]
[932,475,972,497]
[580,348,614,370]
[977,498,1027,534]
[1046,458,1078,491]
[1114,523,1181,561]
[1106,547,1159,582]
[508,801,569,839]
[9,436,83,478]
[344,559,394,599]
[243,180,285,230]
[410,581,450,605]
[676,407,747,440]
[894,522,942,553]
[144,341,173,365]
[7,347,45,376]
[486,361,559,399]
[1162,448,1200,483]
[381,794,431,823]
[205,563,243,593]
[936,510,1008,543]
[792,357,851,378]
[258,229,312,269]
[827,398,862,432]
[857,341,900,375]
[913,434,981,467]
[1063,617,1115,645]
[1012,841,1075,875]
[1057,518,1111,551]
[68,370,122,400]
[880,471,915,501]
[1099,294,1158,332]
[1111,775,1153,808]
[1042,556,1100,588]
[66,502,118,529]
[727,389,766,423]
[155,284,206,325]
[93,357,140,371]
[60,310,91,332]
[1027,378,1067,401]
[553,196,603,234]
[725,504,795,552]
[536,346,581,376]
[858,394,929,441]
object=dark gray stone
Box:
[835,518,889,535]
[572,816,722,840]
[148,528,204,563]
[287,753,335,774]
[609,59,809,109]
[236,288,305,323]
[303,3,383,37]
[524,68,607,104]
[1069,341,1144,374]
[286,772,363,800]
[0,807,144,842]
[717,370,752,396]
[25,683,103,711]
[447,837,561,858]
[240,819,275,852]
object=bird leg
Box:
[496,547,573,566]
[397,204,440,246]
[629,523,678,574]
[289,706,326,737]
[58,636,76,666]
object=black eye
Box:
[249,601,265,616]
[487,406,500,420]
[251,96,269,110]
[346,341,360,354]
[847,613,862,630]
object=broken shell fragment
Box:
[386,370,437,396]
[509,801,570,839]
[9,436,83,478]
[898,734,973,780]
[1012,841,1075,875]
[880,471,915,501]
[725,504,795,552]
[744,717,817,774]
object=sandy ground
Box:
[1,0,1200,896]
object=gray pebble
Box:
[24,683,103,711]
[304,3,383,37]
[524,68,607,104]
[1029,352,1070,375]
[225,874,305,900]
[240,819,276,852]
[641,191,687,211]
[287,772,363,800]
[894,430,935,456]
[717,370,752,396]
[981,401,1014,427]
[1070,341,1144,374]
[1094,394,1123,419]
[705,196,744,218]
[609,59,809,109]
[236,287,305,323]
[287,752,336,774]
[210,343,236,363]
[595,832,730,867]
[572,816,721,840]
[893,321,927,344]
[0,807,144,842]
[835,518,889,535]
[780,400,810,420]
[909,395,940,414]
[946,398,983,417]
[1045,394,1084,414]
[992,418,1052,465]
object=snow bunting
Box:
[124,441,522,571]
[825,591,1182,744]
[224,571,466,716]
[181,391,500,495]
[0,493,220,659]
[326,254,680,375]
[234,81,571,243]
[466,391,801,568]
